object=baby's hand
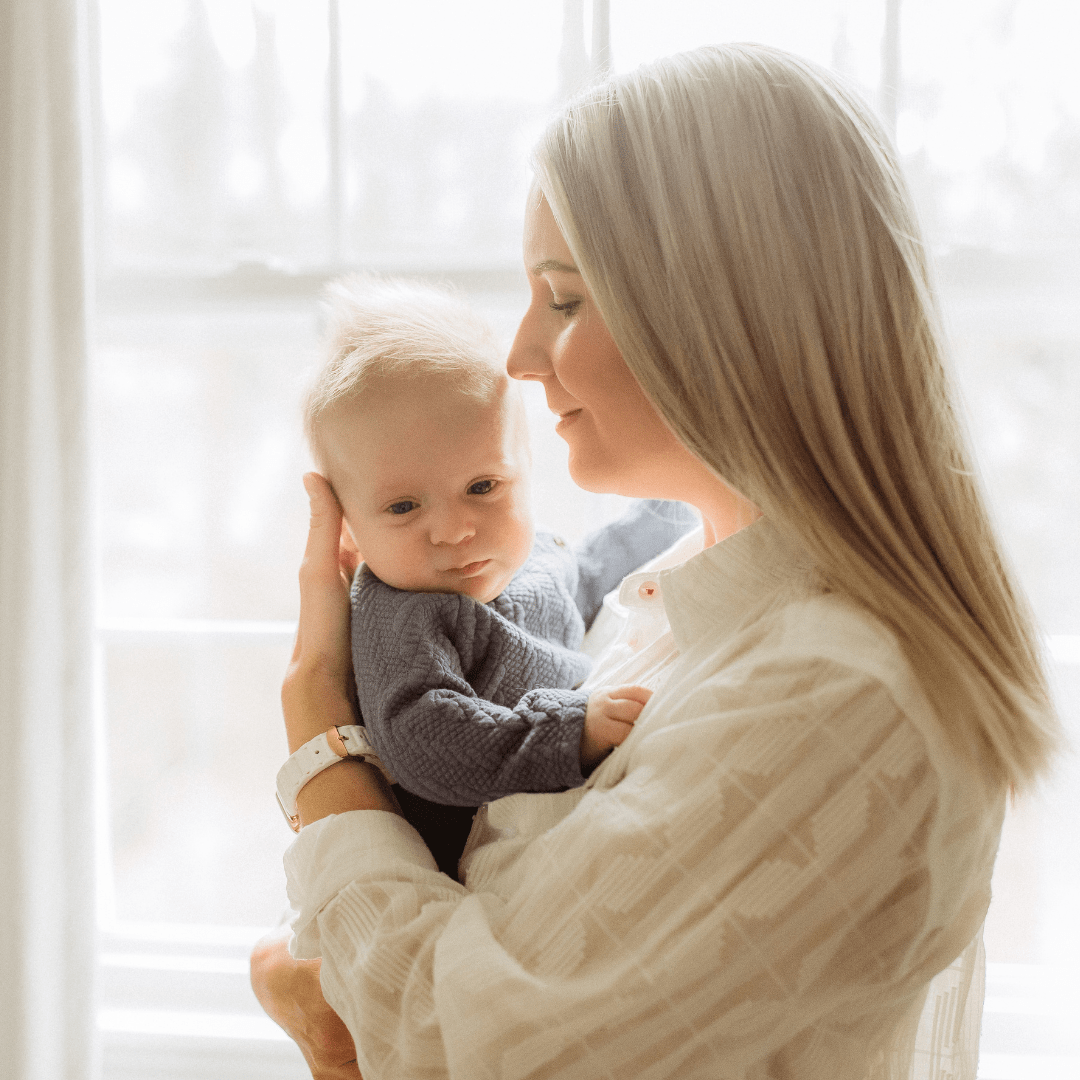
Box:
[580,685,653,768]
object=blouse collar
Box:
[627,516,814,652]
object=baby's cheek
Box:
[363,536,424,592]
[513,517,536,564]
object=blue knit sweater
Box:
[350,500,696,807]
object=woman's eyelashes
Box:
[548,300,581,319]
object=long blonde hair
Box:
[534,43,1057,790]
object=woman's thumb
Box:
[300,473,344,574]
[303,471,327,503]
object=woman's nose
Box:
[506,305,550,383]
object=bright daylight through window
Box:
[92,1,1079,1077]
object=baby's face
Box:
[318,375,535,604]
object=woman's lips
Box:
[556,409,582,432]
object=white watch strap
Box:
[275,724,393,831]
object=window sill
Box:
[99,930,1080,1080]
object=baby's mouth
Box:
[451,560,490,577]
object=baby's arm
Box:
[372,683,591,805]
[373,681,649,802]
[580,685,653,768]
[353,581,594,806]
[573,500,698,629]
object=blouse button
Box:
[637,580,660,601]
[628,633,641,649]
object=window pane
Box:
[100,0,337,271]
[899,0,1080,249]
[98,0,561,275]
[95,295,315,622]
[612,0,885,94]
[104,632,295,925]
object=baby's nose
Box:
[429,509,476,546]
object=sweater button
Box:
[553,536,566,547]
[637,580,660,600]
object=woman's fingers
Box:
[290,473,343,664]
[283,473,360,751]
[295,473,351,656]
[301,472,348,587]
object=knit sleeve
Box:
[286,651,998,1080]
[353,580,590,806]
[572,500,698,629]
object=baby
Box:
[304,277,695,876]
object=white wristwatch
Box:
[275,725,393,832]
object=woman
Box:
[252,44,1057,1079]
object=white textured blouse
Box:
[285,516,1004,1080]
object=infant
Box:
[304,277,695,876]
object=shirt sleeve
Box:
[285,653,995,1080]
[356,586,589,806]
[572,500,698,630]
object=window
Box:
[93,2,1080,1076]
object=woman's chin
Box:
[566,453,630,496]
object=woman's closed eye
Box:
[548,300,581,319]
[467,479,497,496]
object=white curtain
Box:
[0,0,98,1077]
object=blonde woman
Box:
[252,44,1057,1080]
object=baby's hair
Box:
[305,275,505,455]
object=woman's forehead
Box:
[523,194,578,275]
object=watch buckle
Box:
[326,725,350,758]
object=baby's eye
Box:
[387,500,417,516]
[467,479,496,496]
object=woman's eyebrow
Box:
[531,259,579,275]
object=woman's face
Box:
[506,192,692,498]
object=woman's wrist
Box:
[294,758,401,826]
[283,473,395,827]
[282,671,357,754]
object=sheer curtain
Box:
[0,0,98,1077]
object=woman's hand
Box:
[282,472,362,753]
[282,472,402,822]
[250,923,362,1079]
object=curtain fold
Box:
[0,0,98,1077]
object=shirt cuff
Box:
[284,809,439,959]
